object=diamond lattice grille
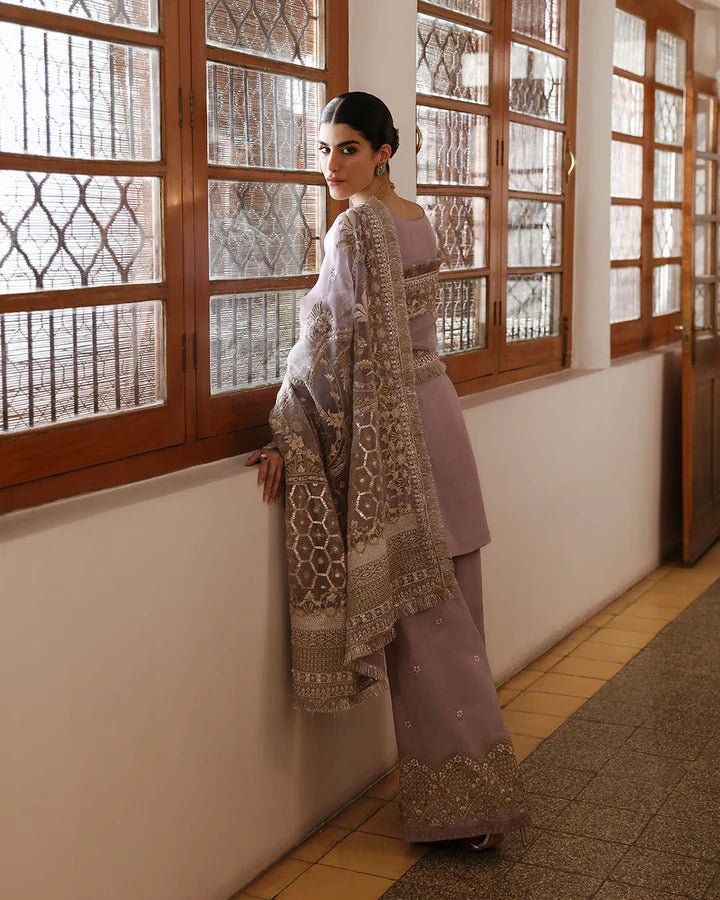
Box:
[0,171,162,293]
[208,180,323,279]
[206,0,324,68]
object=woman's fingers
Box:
[245,449,263,466]
[264,458,284,503]
[246,448,284,502]
[269,459,284,502]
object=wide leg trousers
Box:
[384,550,531,842]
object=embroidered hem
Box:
[398,739,531,842]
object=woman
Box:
[247,92,530,848]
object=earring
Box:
[375,162,387,177]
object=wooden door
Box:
[682,73,720,562]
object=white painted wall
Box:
[0,0,695,898]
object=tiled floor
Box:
[236,545,720,900]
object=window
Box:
[691,75,720,333]
[0,0,348,513]
[610,0,693,356]
[416,0,578,393]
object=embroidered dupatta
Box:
[269,198,456,713]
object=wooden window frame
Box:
[611,0,694,358]
[416,0,579,399]
[0,0,348,515]
[687,72,720,335]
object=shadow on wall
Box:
[659,347,683,558]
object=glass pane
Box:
[654,149,683,202]
[416,106,488,186]
[209,290,303,393]
[655,30,686,90]
[653,263,681,316]
[509,42,566,123]
[694,283,713,329]
[424,0,490,21]
[610,267,641,323]
[0,301,164,433]
[612,75,644,137]
[611,141,643,199]
[207,64,323,170]
[655,90,684,146]
[695,224,713,276]
[506,273,560,342]
[653,208,682,258]
[0,171,162,294]
[206,0,325,68]
[0,22,160,161]
[610,205,641,260]
[512,0,567,50]
[416,14,490,104]
[2,0,158,30]
[613,9,646,76]
[418,195,487,270]
[696,159,715,215]
[208,181,324,279]
[507,199,562,267]
[436,278,487,353]
[696,94,713,152]
[508,122,563,194]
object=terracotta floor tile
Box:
[586,613,615,628]
[569,641,640,663]
[550,656,625,680]
[289,826,350,864]
[498,686,522,706]
[608,615,665,635]
[510,732,543,762]
[622,602,681,622]
[502,708,566,738]
[366,769,400,801]
[358,802,404,840]
[501,668,545,691]
[244,858,311,898]
[276,864,393,900]
[530,672,607,699]
[330,796,386,830]
[506,690,587,717]
[633,591,695,610]
[320,831,426,880]
[550,636,587,655]
[640,580,697,597]
[602,595,640,615]
[566,625,599,643]
[588,627,654,649]
[527,650,567,671]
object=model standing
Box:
[247,92,529,847]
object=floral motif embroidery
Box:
[399,740,530,841]
[269,200,457,713]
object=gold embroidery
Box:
[404,260,441,319]
[399,740,531,841]
[412,348,446,384]
[269,200,457,713]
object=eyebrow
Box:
[318,140,360,147]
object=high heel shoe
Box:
[466,833,504,851]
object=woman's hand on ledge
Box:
[245,447,284,504]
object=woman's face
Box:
[318,122,390,201]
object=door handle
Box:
[566,142,576,181]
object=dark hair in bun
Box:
[321,92,399,156]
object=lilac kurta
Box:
[393,213,491,557]
[385,211,530,843]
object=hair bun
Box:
[391,127,400,156]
